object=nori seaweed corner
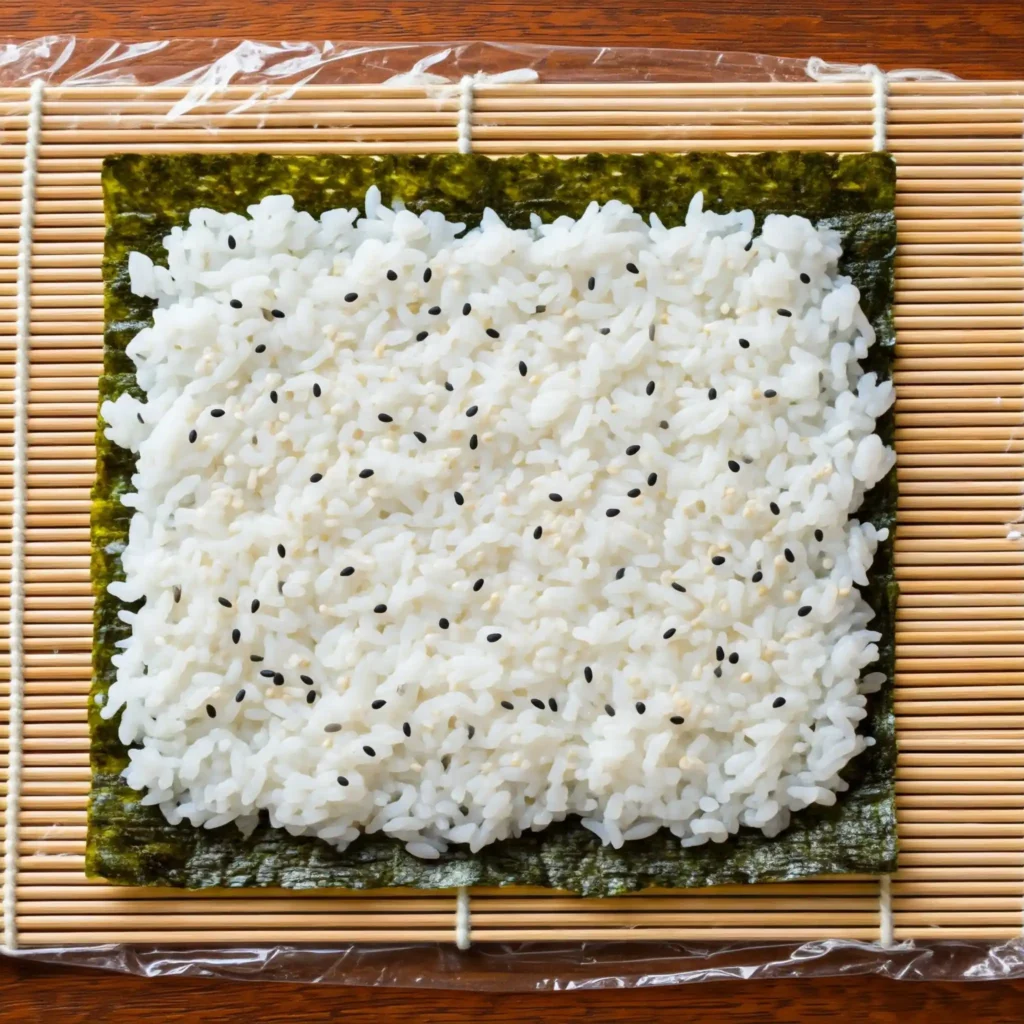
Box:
[90,152,897,894]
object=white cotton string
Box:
[878,874,894,948]
[805,58,888,153]
[457,75,475,154]
[455,886,471,949]
[2,76,44,955]
[868,65,888,152]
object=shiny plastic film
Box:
[1,36,1023,988]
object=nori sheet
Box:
[89,152,897,894]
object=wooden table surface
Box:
[2,1,1023,1021]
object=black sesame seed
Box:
[309,473,323,483]
[708,387,717,400]
[531,698,544,710]
[469,434,478,450]
[716,646,725,661]
[519,360,528,376]
[306,691,316,705]
[647,472,657,486]
[764,388,777,398]
[744,240,753,251]
[428,305,441,316]
[423,267,432,283]
[587,276,595,291]
[659,420,669,429]
[444,381,454,392]
[543,697,556,713]
[752,570,763,583]
[454,491,465,506]
[277,544,286,558]
[646,381,655,396]
[439,617,450,629]
[501,700,514,710]
[549,493,563,503]
[466,405,478,418]
[467,725,475,739]
[173,585,182,603]
[359,468,374,479]
[211,408,225,418]
[770,502,780,515]
[487,633,501,643]
[625,444,640,456]
[728,652,739,665]
[403,721,412,736]
[778,308,792,317]
[462,302,472,316]
[606,508,621,518]
[599,327,611,336]
[206,704,216,718]
[711,555,726,566]
[300,675,314,686]
[374,603,387,614]
[337,775,349,786]
[473,578,484,592]
[371,699,387,710]
[235,689,245,702]
[324,723,341,733]
[273,672,284,686]
[387,269,398,281]
[649,324,656,341]
[345,292,358,303]
[636,701,646,715]
[670,714,685,725]
[627,488,641,498]
[218,597,232,608]
[773,697,786,708]
[663,627,677,639]
[533,526,543,539]
[413,431,427,443]
[185,428,196,444]
[626,262,639,275]
[814,529,824,542]
[363,745,376,757]
[784,548,795,563]
[278,581,285,595]
[228,235,236,249]
[798,605,812,617]
[800,273,811,284]
[232,628,241,644]
[714,666,723,678]
[672,582,686,593]
[416,331,429,341]
[584,666,593,683]
[728,459,740,473]
[340,566,355,577]
[615,567,626,580]
[312,382,322,398]
[604,704,616,717]
[255,343,266,353]
[229,298,242,309]
[270,390,278,404]
[485,328,500,339]
[260,669,276,678]
[536,304,546,314]
[378,413,393,423]
[739,338,750,349]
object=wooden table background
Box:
[2,1,1023,1020]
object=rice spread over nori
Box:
[90,153,897,893]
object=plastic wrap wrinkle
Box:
[2,33,1022,986]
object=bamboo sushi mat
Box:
[1,78,1023,950]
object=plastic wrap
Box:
[1,35,1020,987]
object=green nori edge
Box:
[90,153,897,894]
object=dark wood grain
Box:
[1,0,1023,80]
[2,1,1022,1018]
